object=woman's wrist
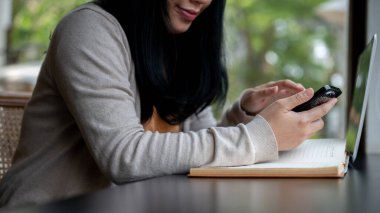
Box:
[240,102,256,116]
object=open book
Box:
[189,34,377,179]
[189,139,348,178]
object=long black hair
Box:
[96,0,228,125]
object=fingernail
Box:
[305,88,313,97]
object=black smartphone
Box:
[292,85,342,112]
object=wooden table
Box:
[3,154,380,213]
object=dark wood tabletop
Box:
[3,154,380,213]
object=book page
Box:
[227,161,344,169]
[213,139,347,170]
[273,138,346,164]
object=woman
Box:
[0,0,337,207]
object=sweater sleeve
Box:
[185,103,279,163]
[218,97,279,162]
[219,97,256,127]
[50,7,278,184]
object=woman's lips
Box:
[178,7,199,21]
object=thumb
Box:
[282,88,314,110]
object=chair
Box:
[0,91,31,179]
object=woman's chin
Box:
[168,22,191,34]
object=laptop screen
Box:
[346,34,377,162]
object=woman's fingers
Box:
[258,85,338,151]
[280,88,314,111]
[300,98,338,121]
[265,79,305,91]
[258,86,278,96]
[278,79,305,90]
[308,119,325,134]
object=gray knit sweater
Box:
[0,3,278,208]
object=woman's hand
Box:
[259,88,337,151]
[240,80,304,116]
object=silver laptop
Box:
[345,34,377,163]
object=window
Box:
[0,0,89,91]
